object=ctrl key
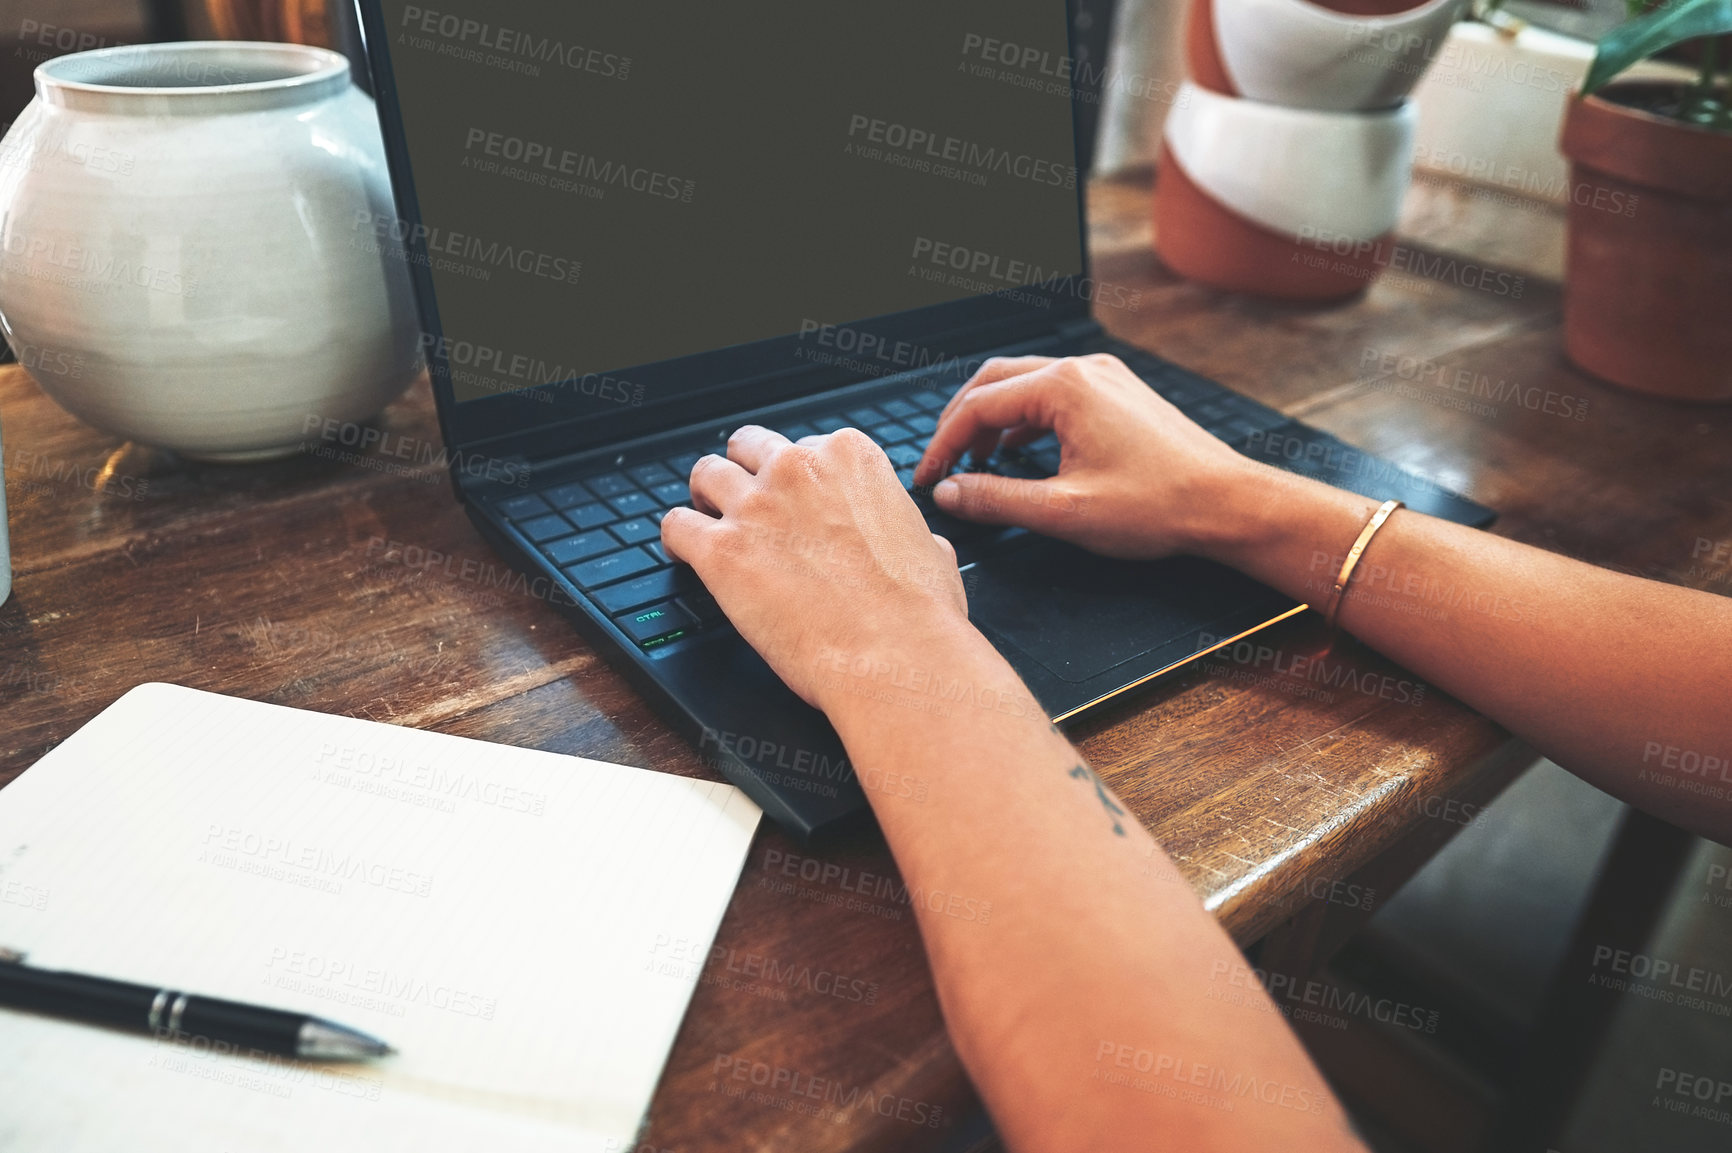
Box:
[616,601,696,646]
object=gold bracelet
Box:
[1323,500,1403,632]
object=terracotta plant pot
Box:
[1155,143,1389,299]
[1559,84,1732,402]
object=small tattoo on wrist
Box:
[1069,764,1127,836]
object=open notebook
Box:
[0,683,761,1152]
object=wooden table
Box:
[3,171,1728,1152]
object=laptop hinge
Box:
[454,451,534,499]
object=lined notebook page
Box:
[0,683,761,1153]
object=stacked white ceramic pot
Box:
[1153,0,1467,300]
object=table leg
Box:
[1485,807,1696,1153]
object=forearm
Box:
[1197,462,1732,841]
[816,625,1365,1152]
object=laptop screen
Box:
[366,0,1087,447]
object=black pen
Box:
[0,948,393,1061]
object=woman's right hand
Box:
[913,353,1269,560]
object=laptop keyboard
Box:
[489,363,1285,650]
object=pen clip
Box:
[0,946,26,964]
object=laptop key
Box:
[1027,447,1061,473]
[845,406,886,426]
[498,494,552,520]
[896,467,917,490]
[566,547,658,589]
[585,472,637,498]
[628,462,678,487]
[616,601,697,646]
[518,514,575,543]
[1158,383,1206,405]
[906,412,938,434]
[609,517,660,546]
[542,482,592,509]
[677,587,725,625]
[649,480,690,506]
[565,502,617,530]
[886,443,923,468]
[543,531,618,566]
[813,415,850,434]
[645,541,671,565]
[665,451,705,477]
[910,390,948,411]
[590,567,687,615]
[871,421,913,443]
[990,455,1046,480]
[609,491,657,517]
[880,397,919,419]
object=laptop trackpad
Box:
[965,536,1264,685]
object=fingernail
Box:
[934,479,959,507]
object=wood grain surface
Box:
[3,172,1727,1152]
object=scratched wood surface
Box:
[3,173,1729,1152]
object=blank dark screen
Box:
[378,0,1084,406]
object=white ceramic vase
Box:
[0,42,420,461]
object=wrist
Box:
[1186,460,1378,591]
[811,618,1023,739]
[1176,457,1283,565]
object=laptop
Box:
[355,0,1493,841]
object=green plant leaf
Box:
[1583,0,1732,95]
